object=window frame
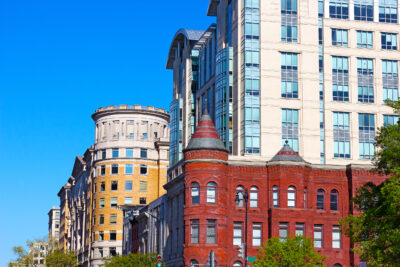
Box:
[316,189,325,210]
[191,182,200,204]
[206,182,217,204]
[287,186,296,207]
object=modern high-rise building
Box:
[167,0,399,166]
[48,206,60,242]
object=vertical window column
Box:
[333,112,350,158]
[357,58,374,103]
[282,109,299,152]
[329,0,349,19]
[359,113,375,159]
[281,53,298,98]
[379,0,398,23]
[281,0,298,42]
[332,56,349,101]
[382,60,398,102]
[354,0,374,21]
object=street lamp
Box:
[235,188,249,267]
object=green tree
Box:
[104,253,159,267]
[8,245,33,267]
[45,250,78,267]
[253,236,325,267]
[341,100,400,266]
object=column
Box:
[374,0,379,22]
[349,0,355,20]
[324,0,330,18]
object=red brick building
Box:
[161,113,385,267]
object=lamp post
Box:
[235,188,249,267]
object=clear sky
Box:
[0,0,214,264]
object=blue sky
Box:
[0,0,214,264]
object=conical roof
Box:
[184,111,228,152]
[270,141,304,162]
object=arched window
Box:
[333,264,342,267]
[273,186,279,207]
[330,189,339,211]
[190,260,199,267]
[288,186,296,207]
[233,261,243,266]
[249,186,258,208]
[207,182,217,203]
[191,182,200,204]
[236,186,244,207]
[316,189,325,210]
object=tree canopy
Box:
[45,250,78,267]
[104,253,159,267]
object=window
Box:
[357,58,374,103]
[334,264,342,267]
[124,197,132,205]
[236,186,244,207]
[129,133,134,139]
[142,133,148,140]
[55,211,60,219]
[252,223,262,246]
[101,182,106,192]
[109,247,117,256]
[281,53,298,98]
[382,60,399,102]
[207,182,217,203]
[330,0,349,19]
[333,112,350,158]
[330,190,339,210]
[139,197,146,205]
[139,181,147,192]
[125,164,133,175]
[273,186,279,207]
[100,198,105,209]
[100,165,106,176]
[140,148,147,158]
[55,231,59,238]
[112,148,119,158]
[140,165,147,175]
[110,231,116,241]
[191,219,199,244]
[206,219,217,243]
[281,0,298,42]
[282,109,299,152]
[111,164,118,175]
[110,197,118,208]
[384,114,399,125]
[379,0,398,23]
[101,149,106,159]
[99,231,104,241]
[332,56,349,101]
[126,148,133,158]
[191,182,200,204]
[359,113,375,159]
[357,31,373,48]
[316,189,325,210]
[314,225,323,248]
[110,214,117,225]
[125,181,132,191]
[249,186,258,208]
[354,0,373,21]
[382,32,398,50]
[233,262,243,267]
[190,260,199,267]
[98,248,103,258]
[99,214,104,225]
[332,29,348,46]
[111,181,118,191]
[279,222,288,242]
[233,222,243,245]
[287,186,296,207]
[332,225,341,248]
[296,223,305,236]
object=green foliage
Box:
[45,250,78,267]
[104,253,159,267]
[253,236,325,267]
[8,246,32,266]
[340,100,400,266]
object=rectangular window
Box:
[332,56,349,101]
[314,224,323,248]
[384,114,399,125]
[282,109,299,152]
[206,219,217,243]
[332,29,348,46]
[55,212,60,219]
[111,164,118,175]
[111,181,118,191]
[357,31,373,48]
[330,0,349,19]
[233,222,243,246]
[110,231,117,241]
[279,222,288,242]
[382,32,398,50]
[252,222,262,246]
[98,248,103,258]
[354,0,374,21]
[100,165,106,176]
[99,214,104,225]
[112,148,119,158]
[100,198,105,209]
[296,222,305,236]
[125,180,133,191]
[281,0,298,42]
[142,133,148,140]
[357,58,374,103]
[332,225,341,248]
[139,197,146,205]
[110,197,117,208]
[110,247,117,256]
[382,60,399,102]
[100,182,105,192]
[379,0,398,23]
[129,133,134,139]
[191,219,199,244]
[140,148,147,158]
[333,112,351,158]
[110,214,117,225]
[140,181,147,192]
[281,53,298,98]
[126,148,133,158]
[140,165,148,175]
[101,149,106,159]
[125,164,133,174]
[99,231,104,241]
[359,113,375,159]
[124,197,132,204]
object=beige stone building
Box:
[48,206,60,243]
[168,0,399,166]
